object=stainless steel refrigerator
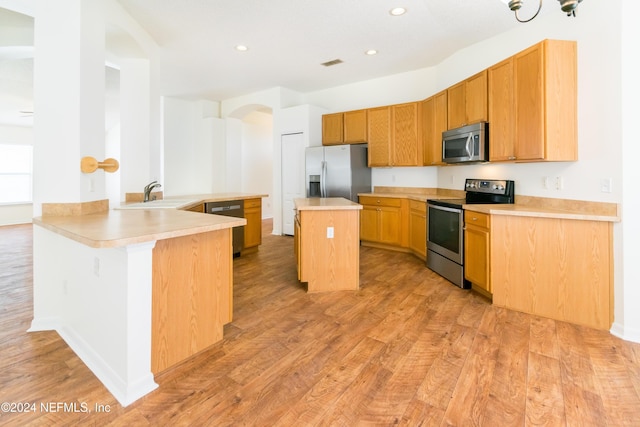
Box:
[305,144,371,202]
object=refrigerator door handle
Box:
[321,160,327,197]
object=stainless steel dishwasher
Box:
[205,200,244,256]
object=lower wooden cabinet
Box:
[490,213,613,330]
[408,200,427,259]
[464,211,491,297]
[359,196,405,247]
[243,198,262,251]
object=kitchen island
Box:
[31,208,245,406]
[294,198,362,292]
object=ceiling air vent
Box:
[321,59,343,67]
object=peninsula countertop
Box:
[294,197,363,211]
[463,203,620,222]
[117,193,268,210]
[34,209,246,249]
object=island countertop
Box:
[33,209,246,249]
[294,197,363,211]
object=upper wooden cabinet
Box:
[344,109,368,143]
[421,90,448,166]
[488,58,516,161]
[367,106,392,166]
[447,70,487,129]
[367,102,421,167]
[322,113,343,145]
[489,39,577,162]
[322,109,368,145]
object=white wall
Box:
[242,111,273,218]
[0,124,33,225]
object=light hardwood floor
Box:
[1,220,639,426]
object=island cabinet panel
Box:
[151,229,233,374]
[296,209,360,292]
[490,215,613,330]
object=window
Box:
[0,144,33,204]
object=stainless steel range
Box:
[426,179,515,288]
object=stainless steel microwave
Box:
[442,122,489,164]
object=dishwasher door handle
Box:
[210,204,242,212]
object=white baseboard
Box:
[611,321,640,344]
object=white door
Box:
[281,133,305,235]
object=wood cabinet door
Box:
[360,205,379,242]
[514,43,545,160]
[344,109,368,143]
[409,205,427,258]
[447,81,466,129]
[244,209,262,249]
[391,102,420,166]
[378,206,402,245]
[367,106,391,166]
[322,113,343,145]
[432,91,447,165]
[465,225,490,293]
[465,70,488,125]
[488,58,516,161]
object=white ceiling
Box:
[0,0,559,127]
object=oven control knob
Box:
[493,184,504,191]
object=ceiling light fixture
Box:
[365,49,378,56]
[505,0,583,23]
[389,7,406,16]
[235,45,248,52]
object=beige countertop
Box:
[464,203,620,222]
[294,197,363,211]
[358,191,619,222]
[34,208,246,249]
[117,193,268,210]
[358,192,437,203]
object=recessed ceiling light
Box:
[389,7,406,16]
[365,49,378,56]
[235,45,248,52]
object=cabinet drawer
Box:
[409,200,426,213]
[465,211,489,228]
[359,196,402,208]
[245,198,262,209]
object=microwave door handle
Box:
[465,133,473,158]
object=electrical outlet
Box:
[601,178,613,193]
[543,176,552,189]
[555,176,564,190]
[93,257,100,276]
[326,227,334,239]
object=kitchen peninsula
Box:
[30,201,249,407]
[294,197,362,292]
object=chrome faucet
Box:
[143,181,162,202]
